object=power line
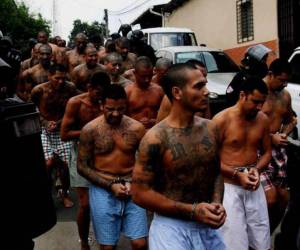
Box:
[108,0,144,14]
[108,0,150,15]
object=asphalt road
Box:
[34,189,133,250]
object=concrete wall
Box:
[165,0,279,63]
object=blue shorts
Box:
[89,184,148,245]
[149,214,226,250]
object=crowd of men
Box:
[0,27,299,250]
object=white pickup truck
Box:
[141,27,198,51]
[287,47,300,137]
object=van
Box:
[141,27,198,51]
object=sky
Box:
[18,0,170,41]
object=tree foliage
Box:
[0,0,50,49]
[69,19,106,43]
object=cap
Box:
[246,44,271,61]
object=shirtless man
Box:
[61,71,110,250]
[98,39,116,64]
[103,52,132,88]
[66,33,88,74]
[157,59,210,122]
[125,56,164,129]
[20,42,42,72]
[19,44,52,102]
[131,63,226,250]
[71,46,106,91]
[31,64,78,208]
[115,37,137,72]
[152,57,172,86]
[213,76,272,250]
[260,58,296,233]
[78,84,148,250]
[37,31,62,63]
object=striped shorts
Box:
[89,184,148,245]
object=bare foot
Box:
[63,196,74,208]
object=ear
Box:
[239,90,246,99]
[172,86,182,100]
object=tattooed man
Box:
[31,64,78,208]
[78,84,148,250]
[260,59,296,233]
[61,71,110,250]
[131,63,226,250]
[19,44,52,101]
[213,76,272,250]
[125,56,164,129]
[156,59,210,122]
[71,46,106,92]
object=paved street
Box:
[34,189,280,250]
[34,190,132,250]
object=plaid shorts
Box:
[41,127,72,163]
[260,147,288,191]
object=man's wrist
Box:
[190,202,197,220]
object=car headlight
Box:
[208,92,219,99]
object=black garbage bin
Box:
[0,101,56,246]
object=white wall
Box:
[165,0,278,50]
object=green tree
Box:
[0,0,50,49]
[69,19,106,44]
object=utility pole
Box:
[52,0,56,35]
[104,9,109,38]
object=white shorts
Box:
[150,214,226,250]
[219,183,270,250]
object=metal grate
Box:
[236,0,254,43]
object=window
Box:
[149,33,197,51]
[237,0,254,43]
[175,51,240,73]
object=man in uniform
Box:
[125,56,164,129]
[78,84,148,250]
[131,63,226,250]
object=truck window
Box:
[149,33,197,51]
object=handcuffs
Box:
[232,163,257,179]
[108,177,132,189]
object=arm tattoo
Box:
[77,126,110,189]
[212,174,224,204]
[144,144,160,172]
